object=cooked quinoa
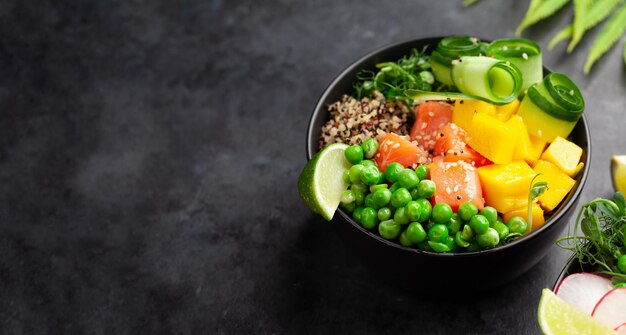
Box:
[318,91,413,149]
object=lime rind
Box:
[537,288,616,335]
[298,143,351,221]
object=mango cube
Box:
[507,115,545,166]
[503,202,545,231]
[452,99,496,131]
[534,160,576,212]
[466,113,518,164]
[540,136,583,177]
[494,98,520,122]
[477,161,537,213]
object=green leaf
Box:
[463,0,480,6]
[516,0,571,37]
[567,0,624,51]
[549,25,574,49]
[527,174,548,234]
[568,0,592,52]
[584,4,626,73]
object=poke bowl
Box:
[304,36,591,292]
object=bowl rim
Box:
[306,36,591,258]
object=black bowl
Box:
[552,254,593,291]
[306,37,591,292]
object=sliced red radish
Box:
[555,273,613,315]
[615,323,626,335]
[592,288,626,330]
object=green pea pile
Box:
[340,138,530,253]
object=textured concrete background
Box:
[0,0,624,334]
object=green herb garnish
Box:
[528,174,548,234]
[354,47,448,104]
[557,192,626,285]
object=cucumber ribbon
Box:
[408,56,523,105]
[486,38,543,94]
[429,36,483,86]
[526,73,584,122]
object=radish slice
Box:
[555,273,613,315]
[592,288,626,330]
[615,323,626,335]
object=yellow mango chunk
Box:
[477,161,537,213]
[507,115,545,166]
[452,99,495,131]
[534,160,576,212]
[466,113,517,164]
[494,98,520,122]
[540,136,583,177]
[503,202,545,231]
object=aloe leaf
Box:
[568,0,624,51]
[516,0,571,37]
[549,25,574,49]
[584,4,626,73]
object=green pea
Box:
[432,203,453,224]
[340,202,355,213]
[354,192,364,206]
[360,165,382,186]
[372,188,392,207]
[493,222,510,240]
[406,222,427,243]
[416,198,432,223]
[405,201,422,222]
[377,207,392,221]
[391,188,412,208]
[409,187,420,200]
[351,183,367,194]
[469,215,490,235]
[415,164,430,180]
[466,241,481,252]
[477,227,500,249]
[428,240,450,253]
[417,179,436,199]
[360,207,378,229]
[349,164,365,184]
[376,171,386,184]
[460,224,474,241]
[425,220,435,232]
[369,183,388,193]
[379,219,401,240]
[618,255,626,273]
[364,194,379,210]
[443,235,458,252]
[385,162,404,183]
[353,207,364,223]
[340,190,355,204]
[507,216,529,235]
[455,231,470,248]
[342,170,351,184]
[458,201,478,222]
[397,169,419,189]
[428,223,448,243]
[417,241,433,251]
[399,231,412,247]
[361,138,379,159]
[389,182,401,193]
[480,206,499,225]
[446,214,462,235]
[345,145,364,164]
[360,159,376,167]
[394,206,410,225]
[420,71,435,85]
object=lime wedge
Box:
[611,155,626,193]
[298,143,351,221]
[537,289,616,335]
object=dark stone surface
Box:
[0,0,624,334]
